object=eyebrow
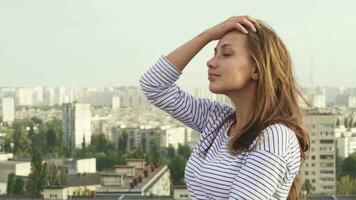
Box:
[214,44,234,53]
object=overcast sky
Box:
[0,0,355,90]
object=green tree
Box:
[167,146,175,158]
[14,177,25,194]
[48,164,59,186]
[82,136,86,150]
[344,118,348,128]
[117,132,128,154]
[342,153,356,178]
[96,152,126,171]
[46,128,57,148]
[149,143,161,165]
[90,134,113,153]
[6,173,16,194]
[301,179,314,195]
[337,175,356,195]
[126,147,145,159]
[178,144,191,160]
[4,132,13,152]
[168,156,186,185]
[27,148,48,194]
[30,117,43,126]
[59,167,68,186]
[336,118,340,127]
[336,155,344,179]
[349,118,354,129]
[16,132,32,156]
[29,125,35,139]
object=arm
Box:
[165,32,211,71]
[139,55,216,133]
[165,15,259,71]
[140,16,259,132]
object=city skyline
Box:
[1,0,355,89]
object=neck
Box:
[226,82,258,131]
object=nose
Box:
[206,57,217,68]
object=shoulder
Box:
[210,101,235,118]
[205,101,235,131]
[255,123,300,159]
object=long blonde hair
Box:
[226,20,311,200]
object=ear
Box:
[251,61,259,81]
[251,69,260,80]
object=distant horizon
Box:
[1,84,356,90]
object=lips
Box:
[208,73,220,81]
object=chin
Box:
[209,84,225,94]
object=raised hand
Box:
[203,16,260,41]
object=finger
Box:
[245,16,261,28]
[241,18,257,32]
[235,23,248,34]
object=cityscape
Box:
[0,85,356,199]
[1,0,356,199]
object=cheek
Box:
[224,67,251,87]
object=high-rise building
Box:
[62,103,92,151]
[118,86,147,108]
[112,96,121,110]
[43,87,55,106]
[1,97,15,126]
[32,87,44,105]
[303,113,337,195]
[335,125,356,159]
[325,86,343,106]
[160,126,186,150]
[55,87,66,106]
[16,87,34,106]
[335,95,356,108]
[311,94,326,108]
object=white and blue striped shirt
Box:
[139,56,301,200]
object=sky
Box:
[0,0,355,90]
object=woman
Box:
[139,16,310,199]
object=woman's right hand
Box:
[203,16,260,41]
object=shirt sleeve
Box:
[139,56,215,133]
[229,150,287,199]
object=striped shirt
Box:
[139,56,301,200]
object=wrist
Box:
[196,31,213,44]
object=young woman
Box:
[139,15,310,200]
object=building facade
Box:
[303,114,337,195]
[62,103,92,151]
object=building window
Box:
[320,170,334,174]
[321,178,334,182]
[320,139,333,144]
[320,155,334,160]
[323,186,334,190]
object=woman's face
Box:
[206,30,258,95]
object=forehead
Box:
[216,30,248,50]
